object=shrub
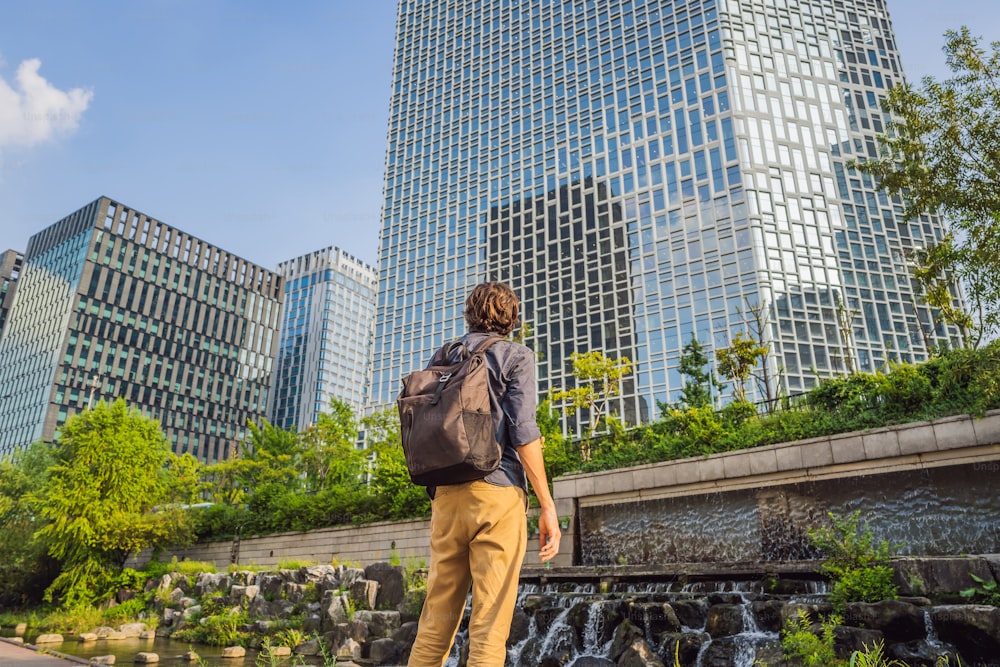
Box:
[809,511,900,610]
[781,611,844,666]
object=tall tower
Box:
[372,0,953,432]
[269,246,376,430]
[0,250,23,338]
[0,197,283,461]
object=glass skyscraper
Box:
[269,246,376,430]
[0,197,283,461]
[372,0,954,432]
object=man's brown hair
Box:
[464,281,520,335]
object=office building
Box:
[371,0,955,432]
[269,246,376,430]
[0,250,23,337]
[0,197,283,461]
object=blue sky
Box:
[0,1,997,270]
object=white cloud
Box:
[0,58,93,150]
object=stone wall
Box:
[146,411,1000,570]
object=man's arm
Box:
[518,437,561,563]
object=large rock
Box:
[300,564,337,585]
[135,653,159,663]
[507,607,532,646]
[350,579,379,611]
[369,637,402,666]
[567,600,623,649]
[119,622,146,637]
[321,590,351,629]
[365,562,407,610]
[833,626,885,658]
[894,557,997,597]
[34,634,64,644]
[669,599,708,630]
[354,610,401,638]
[842,600,926,641]
[627,601,679,637]
[608,621,645,662]
[930,604,1000,661]
[229,584,259,606]
[750,600,784,632]
[220,646,245,658]
[705,604,744,638]
[77,633,98,642]
[91,656,115,665]
[617,638,665,667]
[337,637,362,661]
[194,572,230,597]
[656,632,707,666]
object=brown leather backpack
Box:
[397,336,503,486]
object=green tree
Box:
[715,331,768,404]
[364,407,429,520]
[31,400,193,606]
[677,335,717,409]
[0,441,59,607]
[551,351,634,454]
[855,27,1000,343]
[300,399,365,493]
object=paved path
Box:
[0,638,91,666]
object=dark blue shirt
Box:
[434,331,542,492]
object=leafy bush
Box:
[960,572,1000,606]
[102,597,148,624]
[781,611,844,666]
[809,511,900,610]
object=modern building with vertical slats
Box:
[268,246,376,430]
[0,196,283,461]
[0,249,23,338]
[370,0,957,433]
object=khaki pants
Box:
[408,480,527,667]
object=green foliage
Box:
[551,350,634,445]
[960,572,1000,606]
[0,440,59,607]
[781,611,844,666]
[31,400,195,607]
[537,399,582,478]
[678,335,716,409]
[716,331,768,403]
[848,640,908,667]
[854,27,1000,342]
[101,597,148,624]
[173,610,251,647]
[809,511,900,610]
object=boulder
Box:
[894,557,997,597]
[300,564,337,584]
[91,656,115,665]
[393,620,420,646]
[669,599,708,630]
[507,607,531,646]
[608,621,644,662]
[705,604,744,638]
[842,600,925,641]
[119,622,146,637]
[282,582,307,603]
[267,645,292,657]
[34,634,63,644]
[181,652,199,662]
[220,646,245,658]
[354,609,401,638]
[337,637,362,661]
[135,653,159,663]
[627,601,679,637]
[833,626,885,658]
[14,622,27,636]
[295,639,321,656]
[194,572,230,597]
[321,590,351,628]
[750,600,784,632]
[350,579,379,611]
[617,638,665,667]
[888,640,960,667]
[369,637,402,665]
[139,631,156,640]
[365,562,407,610]
[656,632,708,666]
[77,633,98,642]
[930,604,1000,661]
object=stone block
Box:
[552,478,576,499]
[830,435,865,464]
[698,456,725,482]
[799,439,834,468]
[748,449,779,475]
[632,466,656,490]
[973,411,1000,446]
[592,473,616,496]
[35,634,64,644]
[652,463,677,488]
[135,653,159,663]
[672,461,699,485]
[933,416,977,450]
[897,422,936,455]
[611,471,634,493]
[220,646,245,658]
[862,429,900,459]
[92,656,116,665]
[722,453,750,479]
[774,445,803,472]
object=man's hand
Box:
[537,504,561,563]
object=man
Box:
[408,281,561,666]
